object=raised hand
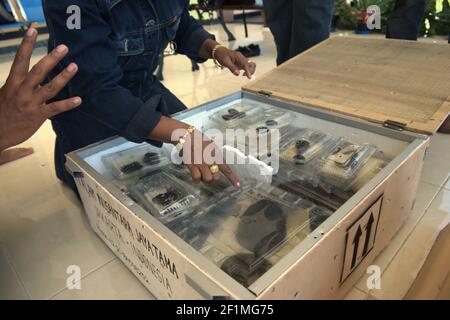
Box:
[0,28,81,151]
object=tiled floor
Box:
[352,186,450,299]
[0,23,449,300]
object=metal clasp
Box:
[383,120,406,131]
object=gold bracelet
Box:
[212,44,227,69]
[175,125,196,153]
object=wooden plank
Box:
[244,37,450,135]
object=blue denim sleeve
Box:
[174,5,215,62]
[42,0,162,144]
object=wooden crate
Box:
[66,37,449,299]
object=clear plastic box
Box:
[349,156,387,192]
[127,170,200,221]
[167,163,235,199]
[249,107,293,131]
[208,101,270,129]
[168,185,333,287]
[280,128,336,165]
[234,124,295,160]
[102,144,170,180]
[315,139,380,191]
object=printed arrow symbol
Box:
[362,213,375,256]
[351,225,363,269]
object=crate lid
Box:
[243,37,450,135]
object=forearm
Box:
[148,116,191,145]
[198,39,221,60]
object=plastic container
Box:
[127,170,199,221]
[249,107,293,132]
[349,156,387,192]
[235,123,296,160]
[316,139,379,191]
[102,144,170,180]
[280,128,335,165]
[168,185,333,287]
[167,163,235,199]
[208,101,270,129]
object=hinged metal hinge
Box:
[258,90,272,97]
[383,120,406,131]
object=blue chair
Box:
[0,0,22,33]
[9,0,46,26]
[0,0,46,34]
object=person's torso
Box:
[49,0,190,155]
[99,0,187,80]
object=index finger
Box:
[237,56,253,79]
[243,63,252,79]
[219,163,240,188]
[6,28,37,84]
[245,62,256,79]
[220,55,240,76]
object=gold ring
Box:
[210,164,219,174]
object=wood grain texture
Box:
[244,37,450,135]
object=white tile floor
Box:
[0,23,449,300]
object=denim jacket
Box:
[42,0,213,187]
